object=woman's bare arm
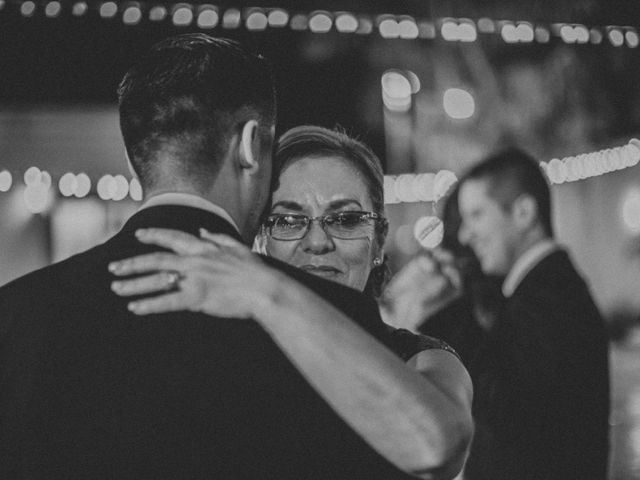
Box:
[109,228,473,479]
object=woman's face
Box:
[264,155,381,291]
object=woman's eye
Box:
[336,213,362,226]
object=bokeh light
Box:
[335,13,358,33]
[123,5,142,25]
[222,8,241,29]
[99,1,118,19]
[0,170,12,192]
[381,70,412,112]
[197,6,218,28]
[149,5,167,21]
[443,88,475,119]
[246,10,268,31]
[309,11,332,33]
[45,1,62,18]
[172,5,193,26]
[621,189,640,234]
[267,9,288,28]
[72,2,87,16]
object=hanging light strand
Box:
[3,1,639,48]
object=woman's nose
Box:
[301,220,335,254]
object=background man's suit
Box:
[424,249,609,480]
[0,205,416,480]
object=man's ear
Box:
[238,119,259,172]
[513,194,538,229]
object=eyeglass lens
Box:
[267,212,379,240]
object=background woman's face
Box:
[265,155,380,291]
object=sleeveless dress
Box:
[384,325,462,363]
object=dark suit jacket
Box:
[424,249,610,480]
[0,205,416,480]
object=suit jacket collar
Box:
[502,239,559,297]
[508,248,570,298]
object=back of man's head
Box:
[462,147,554,237]
[118,34,276,193]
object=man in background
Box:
[385,148,610,479]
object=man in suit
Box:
[0,34,472,479]
[403,148,609,479]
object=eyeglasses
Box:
[264,211,388,241]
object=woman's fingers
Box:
[111,271,181,296]
[135,228,217,255]
[109,252,185,276]
[127,292,189,315]
[199,229,249,254]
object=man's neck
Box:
[140,191,241,234]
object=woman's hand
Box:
[109,228,280,318]
[380,247,463,331]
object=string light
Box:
[172,4,193,26]
[540,139,640,185]
[356,15,373,34]
[417,20,436,39]
[608,28,625,47]
[44,1,61,18]
[443,88,475,119]
[384,170,458,204]
[477,18,495,34]
[0,170,13,192]
[381,70,412,112]
[335,12,358,33]
[221,8,240,29]
[3,3,639,50]
[148,5,167,21]
[267,8,288,28]
[20,0,35,17]
[308,11,332,33]
[535,26,551,43]
[441,18,477,42]
[122,3,142,25]
[99,1,118,19]
[289,13,308,31]
[245,8,268,31]
[378,15,400,38]
[1,141,638,208]
[71,1,87,16]
[196,5,218,28]
[397,16,419,39]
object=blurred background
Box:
[1,0,640,477]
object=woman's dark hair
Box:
[272,125,390,297]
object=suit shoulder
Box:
[0,242,110,306]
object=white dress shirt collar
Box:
[502,239,559,297]
[138,192,240,234]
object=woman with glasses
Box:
[109,126,473,477]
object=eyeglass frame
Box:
[263,211,389,241]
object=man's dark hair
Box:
[461,147,554,236]
[118,34,276,191]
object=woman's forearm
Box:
[253,272,473,479]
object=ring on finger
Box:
[166,271,184,290]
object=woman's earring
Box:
[373,257,383,267]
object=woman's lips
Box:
[299,265,342,276]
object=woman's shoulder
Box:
[385,326,462,363]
